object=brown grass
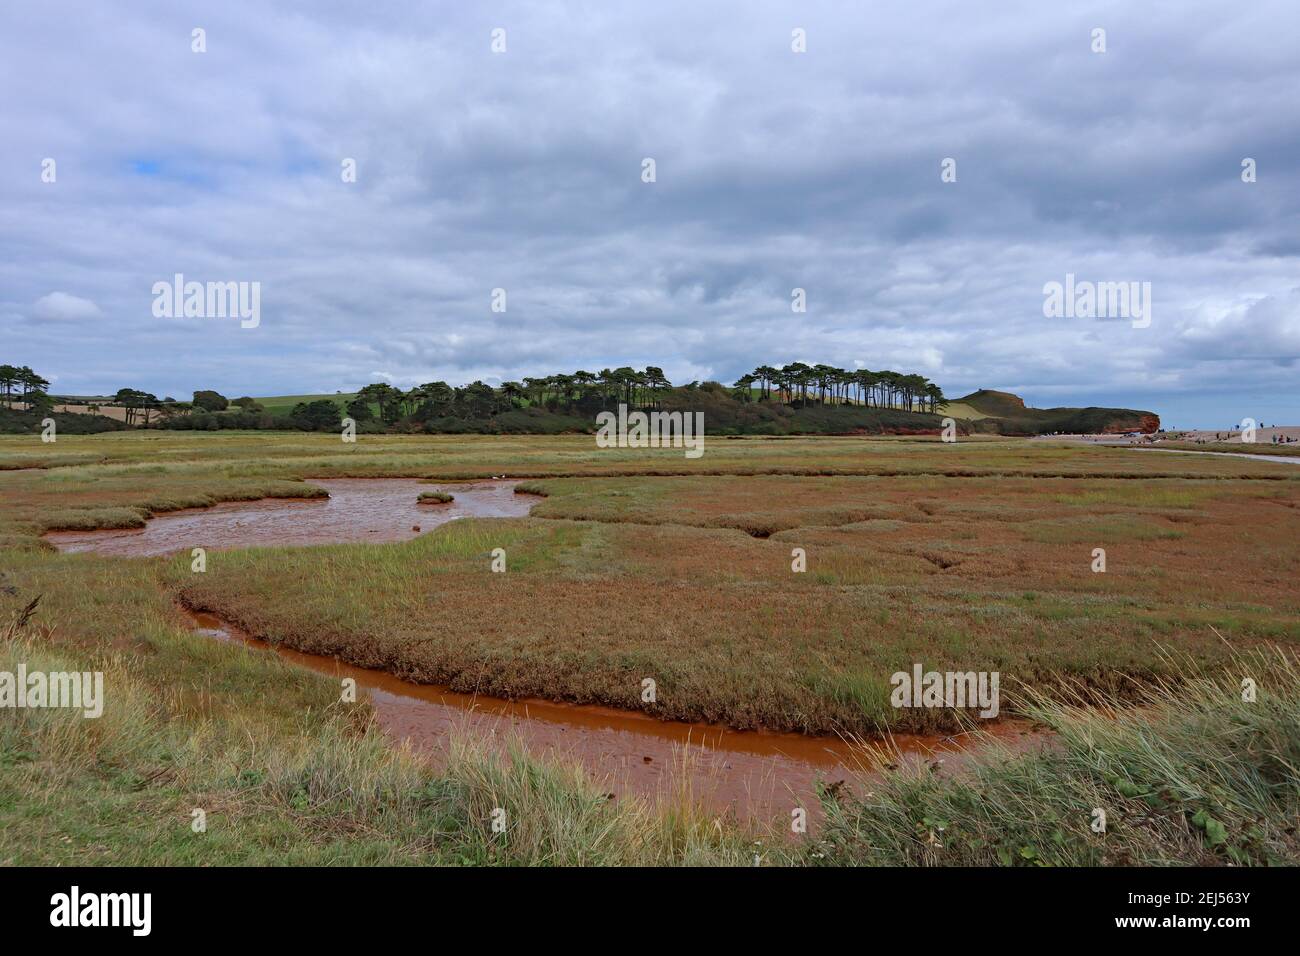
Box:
[166,472,1300,735]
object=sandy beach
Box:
[1166,426,1300,445]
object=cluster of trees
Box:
[111,389,161,425]
[337,367,674,426]
[516,367,672,411]
[286,399,343,431]
[344,381,512,425]
[0,362,127,434]
[734,364,946,413]
[0,364,52,413]
[104,389,265,425]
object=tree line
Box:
[4,359,949,433]
[342,366,675,425]
[338,362,945,420]
[734,364,946,413]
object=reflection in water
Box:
[46,478,533,556]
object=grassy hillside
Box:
[236,385,1155,437]
[960,390,1033,417]
[950,389,1160,435]
[933,401,987,421]
[254,392,357,416]
[250,386,952,436]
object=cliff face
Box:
[1101,414,1161,434]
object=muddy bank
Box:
[182,605,1042,822]
[46,478,534,556]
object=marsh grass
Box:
[3,432,1299,865]
[0,576,774,866]
[815,645,1300,866]
[171,470,1299,734]
[1020,517,1185,544]
[4,542,1298,866]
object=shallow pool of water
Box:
[46,478,531,556]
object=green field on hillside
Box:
[936,401,987,420]
[253,392,357,416]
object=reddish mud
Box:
[183,606,1043,822]
[46,478,533,556]
[47,475,1046,820]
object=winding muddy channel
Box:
[48,477,1041,820]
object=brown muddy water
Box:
[182,605,1039,822]
[45,478,532,556]
[48,476,1043,821]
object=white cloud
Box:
[30,292,103,322]
[1175,289,1300,360]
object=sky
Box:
[2,0,1297,428]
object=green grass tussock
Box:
[815,647,1300,866]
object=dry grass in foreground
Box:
[816,645,1300,866]
[0,567,773,866]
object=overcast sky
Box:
[2,1,1297,427]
